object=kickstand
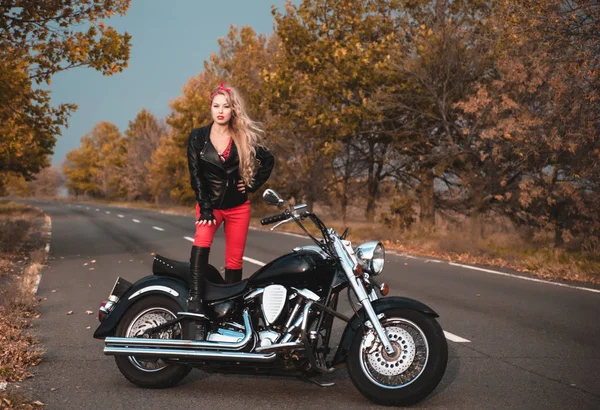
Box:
[301,376,335,388]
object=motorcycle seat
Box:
[152,255,226,285]
[203,278,249,302]
[152,255,190,282]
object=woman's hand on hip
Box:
[237,180,246,193]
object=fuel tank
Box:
[248,247,334,289]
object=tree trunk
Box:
[307,196,315,213]
[417,170,435,226]
[341,194,348,225]
[554,225,564,248]
[471,208,485,239]
[365,147,379,223]
[365,191,376,222]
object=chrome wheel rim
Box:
[125,307,181,372]
[359,318,429,389]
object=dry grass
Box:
[0,392,45,409]
[0,305,42,383]
[0,202,46,407]
[252,207,600,285]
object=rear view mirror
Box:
[262,189,284,206]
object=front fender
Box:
[331,296,439,366]
[93,275,189,339]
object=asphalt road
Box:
[18,199,600,409]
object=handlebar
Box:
[260,212,289,225]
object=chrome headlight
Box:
[355,241,385,275]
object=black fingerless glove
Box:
[198,208,215,223]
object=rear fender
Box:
[93,275,188,339]
[331,296,439,366]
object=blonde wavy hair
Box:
[210,83,265,187]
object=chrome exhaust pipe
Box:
[104,309,252,351]
[104,347,277,362]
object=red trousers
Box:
[193,201,251,269]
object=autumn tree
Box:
[456,0,600,248]
[63,121,126,199]
[63,136,101,198]
[122,109,166,201]
[328,138,371,223]
[0,173,31,197]
[29,166,63,198]
[375,0,497,227]
[0,1,131,190]
[146,129,192,205]
[269,0,399,220]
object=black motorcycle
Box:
[93,189,448,407]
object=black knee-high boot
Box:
[225,268,243,284]
[188,246,210,313]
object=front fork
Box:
[331,232,395,355]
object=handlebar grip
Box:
[261,213,288,225]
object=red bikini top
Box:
[218,138,233,162]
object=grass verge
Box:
[251,215,600,285]
[0,201,47,409]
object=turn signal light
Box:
[380,282,389,296]
[354,264,363,277]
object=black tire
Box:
[346,308,448,407]
[114,295,191,388]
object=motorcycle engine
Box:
[258,330,281,347]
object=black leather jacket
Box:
[187,124,275,214]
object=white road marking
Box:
[34,214,52,295]
[96,208,100,212]
[132,219,140,223]
[250,227,309,240]
[448,262,600,294]
[183,236,265,266]
[444,331,471,343]
[32,273,42,295]
[117,214,124,218]
[276,231,308,239]
[243,256,266,267]
[394,253,442,264]
[86,207,90,210]
[105,211,111,214]
[153,226,165,231]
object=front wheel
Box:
[347,308,448,407]
[114,295,191,388]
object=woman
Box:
[186,82,274,313]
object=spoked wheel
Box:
[114,295,191,388]
[347,308,448,407]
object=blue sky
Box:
[49,0,290,167]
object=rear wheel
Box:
[114,295,191,388]
[347,308,448,407]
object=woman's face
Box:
[211,94,233,126]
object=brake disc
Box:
[366,326,416,376]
